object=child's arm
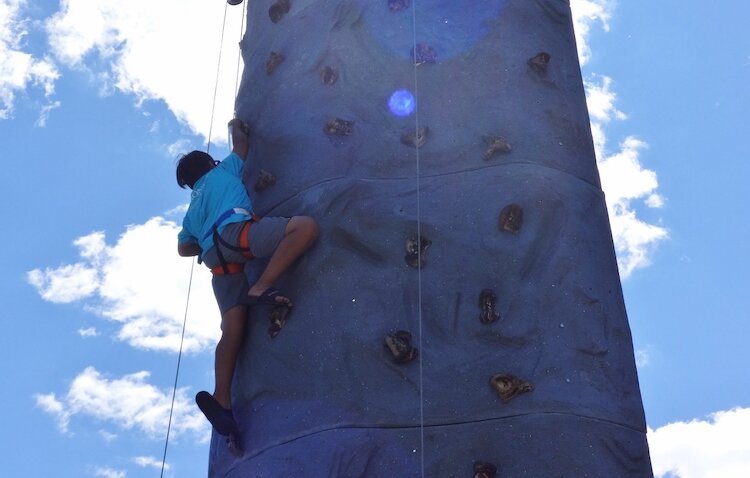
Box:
[229,118,251,160]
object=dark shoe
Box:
[195,391,239,436]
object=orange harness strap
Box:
[210,219,256,275]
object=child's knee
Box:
[290,216,319,239]
[304,217,319,239]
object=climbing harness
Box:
[203,208,259,275]
[160,1,247,476]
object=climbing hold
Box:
[254,170,277,192]
[269,0,291,24]
[388,0,410,12]
[324,118,354,136]
[482,135,512,160]
[320,66,338,85]
[405,234,431,268]
[400,126,429,148]
[384,330,418,364]
[227,0,244,5]
[498,204,523,234]
[473,462,498,478]
[490,374,533,403]
[412,43,437,65]
[528,52,551,76]
[479,289,500,324]
[268,304,291,338]
[266,52,285,75]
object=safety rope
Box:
[160,1,245,475]
[206,2,230,155]
[410,2,426,476]
[233,0,247,112]
[160,259,195,478]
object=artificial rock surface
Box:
[207,0,654,476]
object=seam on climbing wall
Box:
[222,410,646,473]
[259,160,605,215]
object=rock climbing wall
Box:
[211,0,654,476]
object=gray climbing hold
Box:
[388,0,409,12]
[473,461,498,478]
[384,330,418,364]
[266,51,285,75]
[320,66,338,85]
[405,234,431,268]
[324,118,354,136]
[268,304,291,338]
[400,126,429,148]
[483,135,512,160]
[498,204,523,234]
[269,0,291,24]
[528,52,551,76]
[489,374,533,403]
[412,43,437,65]
[479,289,500,324]
[254,170,277,192]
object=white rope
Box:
[410,2,426,476]
[160,259,195,478]
[160,3,235,475]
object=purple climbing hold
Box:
[269,0,291,24]
[528,51,551,76]
[388,0,410,11]
[412,43,437,65]
[384,330,418,364]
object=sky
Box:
[1,0,748,477]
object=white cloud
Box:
[570,0,613,66]
[0,0,60,119]
[649,408,750,478]
[167,139,192,159]
[570,1,668,279]
[35,392,71,433]
[28,217,219,353]
[635,348,650,368]
[99,430,118,443]
[35,366,208,440]
[45,0,245,141]
[584,74,626,124]
[27,262,100,304]
[78,327,99,338]
[599,135,668,277]
[35,99,61,126]
[134,456,168,470]
[92,467,125,478]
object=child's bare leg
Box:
[213,305,247,410]
[248,216,318,303]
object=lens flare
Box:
[388,89,415,117]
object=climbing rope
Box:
[233,0,247,112]
[160,259,194,478]
[410,2,426,476]
[160,2,246,475]
[206,2,230,155]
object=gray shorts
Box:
[202,216,290,314]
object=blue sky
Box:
[1,1,748,477]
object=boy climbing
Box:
[176,118,318,440]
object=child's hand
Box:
[228,118,251,138]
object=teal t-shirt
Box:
[177,152,253,259]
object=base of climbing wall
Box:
[208,413,651,477]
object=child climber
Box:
[176,118,318,437]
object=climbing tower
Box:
[211,0,654,476]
